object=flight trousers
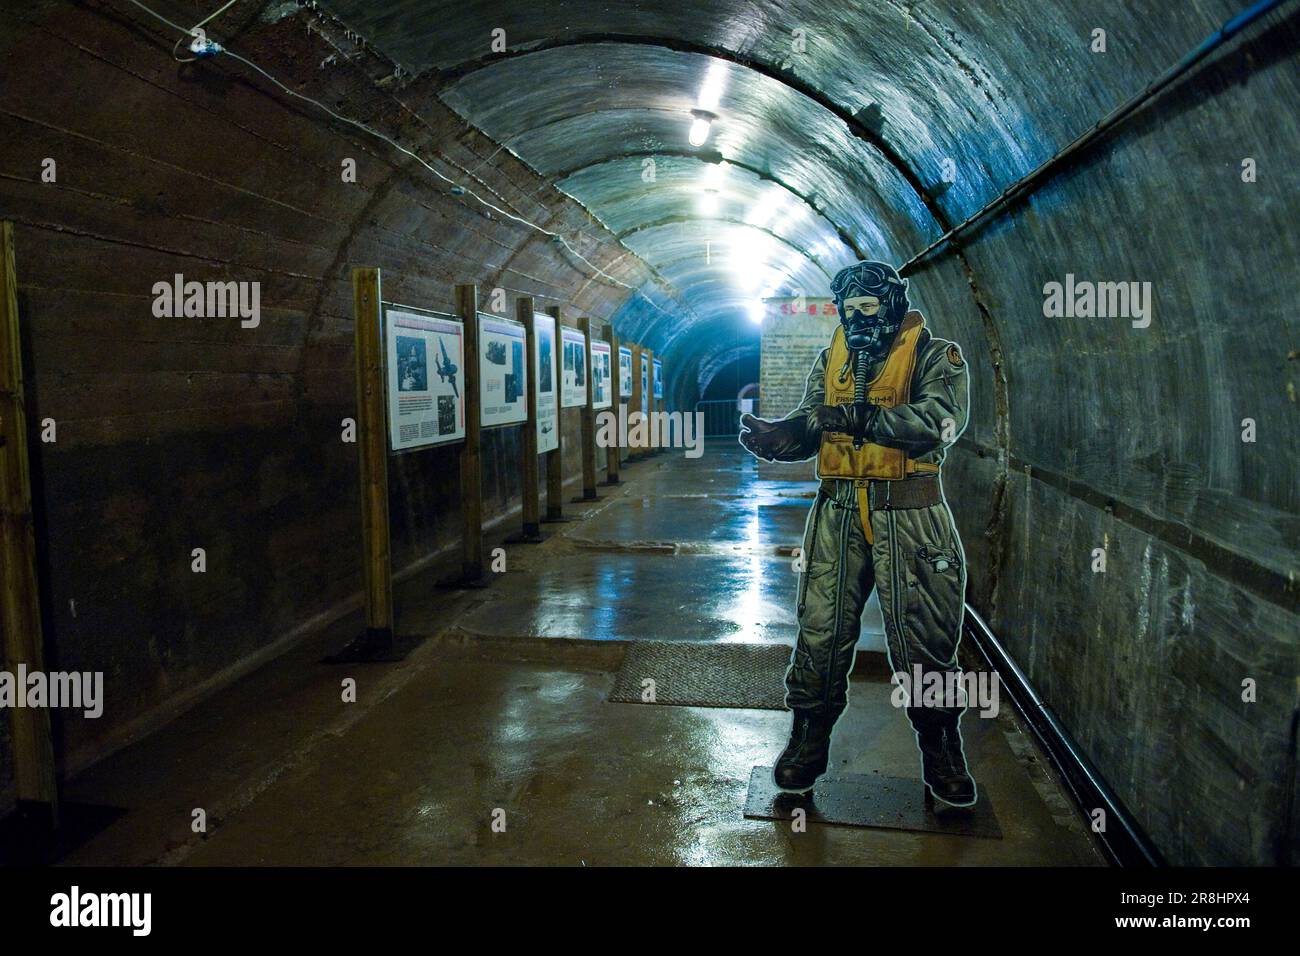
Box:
[785,476,967,723]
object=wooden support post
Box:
[644,348,658,455]
[353,268,393,643]
[660,364,670,450]
[506,296,543,543]
[542,305,567,522]
[456,284,486,580]
[325,267,413,663]
[0,221,59,826]
[573,316,599,502]
[629,343,643,461]
[618,345,629,467]
[601,325,621,486]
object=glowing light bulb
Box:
[688,116,712,147]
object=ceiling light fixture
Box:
[689,109,716,147]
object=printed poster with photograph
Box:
[591,338,612,410]
[385,305,465,452]
[653,359,664,400]
[534,312,559,454]
[640,353,650,410]
[561,325,588,408]
[618,346,633,400]
[478,313,528,427]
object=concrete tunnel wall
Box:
[899,10,1300,866]
[0,1,1297,866]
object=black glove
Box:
[738,414,813,462]
[811,403,877,438]
[810,404,850,434]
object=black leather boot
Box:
[911,710,977,808]
[774,709,836,793]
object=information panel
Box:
[640,353,650,410]
[384,304,464,452]
[561,325,588,408]
[591,338,612,410]
[479,313,528,428]
[535,312,559,454]
[618,346,633,400]
[653,359,664,400]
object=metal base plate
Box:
[322,630,425,664]
[503,531,545,544]
[744,767,1002,839]
[436,571,494,590]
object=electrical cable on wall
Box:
[170,0,237,61]
[119,0,678,319]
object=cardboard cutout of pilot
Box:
[738,261,977,807]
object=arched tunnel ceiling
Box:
[435,43,933,354]
[312,0,1243,395]
[441,47,932,244]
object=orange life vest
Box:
[817,310,935,481]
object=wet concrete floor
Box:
[61,442,1104,865]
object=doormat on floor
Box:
[608,641,789,710]
[743,766,1002,839]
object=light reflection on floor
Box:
[57,441,1106,867]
